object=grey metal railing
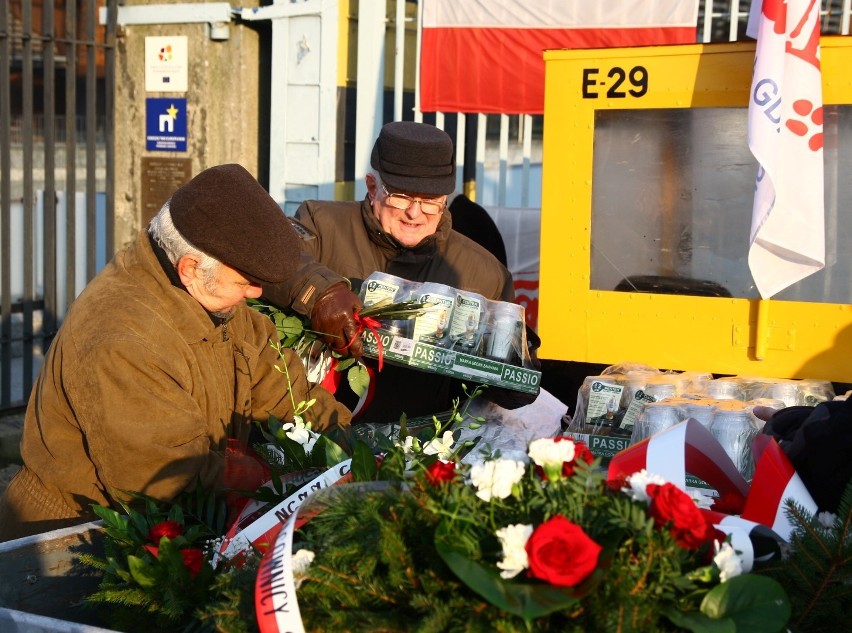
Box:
[0,0,116,409]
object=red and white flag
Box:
[419,0,699,114]
[747,0,825,298]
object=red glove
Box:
[310,282,364,358]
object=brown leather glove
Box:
[310,282,364,358]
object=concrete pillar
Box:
[113,1,262,249]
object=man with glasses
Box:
[263,121,540,424]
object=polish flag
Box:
[746,0,825,298]
[741,435,818,540]
[420,0,699,114]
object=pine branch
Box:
[757,480,852,632]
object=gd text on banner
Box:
[420,0,699,114]
[747,0,825,298]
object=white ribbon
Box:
[216,459,352,564]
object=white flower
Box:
[395,435,421,455]
[282,417,319,453]
[495,524,533,579]
[817,511,837,529]
[528,437,576,469]
[688,489,715,510]
[713,540,743,583]
[291,548,316,589]
[623,469,667,503]
[468,459,526,501]
[422,430,455,460]
[292,548,315,574]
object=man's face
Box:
[180,257,263,317]
[368,175,446,248]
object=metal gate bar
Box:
[0,0,115,409]
[1,0,12,408]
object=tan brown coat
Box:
[0,232,349,540]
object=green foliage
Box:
[295,486,493,633]
[346,361,371,395]
[80,486,228,631]
[756,480,852,633]
[77,378,849,633]
[248,296,428,399]
[291,455,785,633]
[434,540,588,622]
[194,557,262,633]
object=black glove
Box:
[310,282,364,358]
[762,399,852,512]
[483,324,541,409]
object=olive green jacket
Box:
[0,231,349,540]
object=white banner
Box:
[747,0,825,298]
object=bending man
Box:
[0,164,350,541]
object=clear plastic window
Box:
[590,106,852,303]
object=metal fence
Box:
[0,0,117,409]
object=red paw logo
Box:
[762,0,787,35]
[785,99,823,151]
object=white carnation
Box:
[469,459,526,501]
[291,548,316,589]
[527,437,575,468]
[495,524,533,579]
[395,435,421,455]
[623,469,667,503]
[817,511,837,529]
[713,540,744,583]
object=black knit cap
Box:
[370,121,456,195]
[168,164,301,285]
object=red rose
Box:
[180,548,205,577]
[646,483,713,549]
[562,441,594,477]
[525,515,602,587]
[606,472,628,492]
[142,544,205,578]
[148,520,183,544]
[426,460,457,485]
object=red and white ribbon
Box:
[216,459,352,565]
[742,434,817,540]
[608,419,817,545]
[608,419,750,499]
[255,510,304,633]
[254,482,395,633]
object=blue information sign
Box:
[146,98,187,152]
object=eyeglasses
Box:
[380,184,446,216]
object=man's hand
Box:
[752,405,782,423]
[311,282,364,358]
